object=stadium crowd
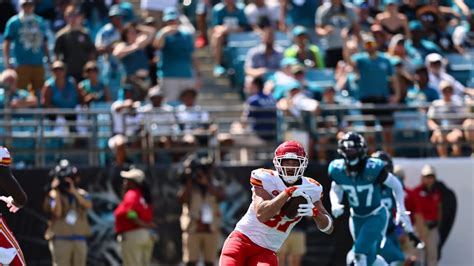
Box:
[0,0,473,166]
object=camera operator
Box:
[43,160,92,266]
[177,155,225,266]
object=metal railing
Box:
[0,103,472,167]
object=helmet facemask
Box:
[273,154,308,184]
[338,140,367,167]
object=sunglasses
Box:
[364,41,377,48]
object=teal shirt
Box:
[78,79,107,102]
[352,52,393,99]
[121,49,148,75]
[287,0,319,28]
[46,77,79,108]
[211,3,248,28]
[406,85,440,105]
[3,15,47,65]
[328,158,387,216]
[158,31,194,78]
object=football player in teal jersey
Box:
[328,132,413,266]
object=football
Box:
[281,196,308,219]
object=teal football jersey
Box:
[328,158,388,216]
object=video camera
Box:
[180,154,214,183]
[48,159,78,192]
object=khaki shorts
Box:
[182,232,219,263]
[278,231,306,256]
[16,65,45,92]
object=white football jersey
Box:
[0,147,11,167]
[234,168,323,252]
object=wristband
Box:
[319,214,333,233]
[312,207,319,218]
[284,186,297,197]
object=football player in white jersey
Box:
[219,141,333,265]
[0,147,28,266]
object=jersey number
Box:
[341,184,374,207]
[263,211,300,233]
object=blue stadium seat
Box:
[305,68,336,95]
[446,53,474,86]
[393,111,430,157]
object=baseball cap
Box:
[163,8,178,22]
[148,85,163,98]
[425,53,443,63]
[121,168,145,184]
[421,164,436,176]
[439,80,453,92]
[291,64,305,75]
[52,60,66,70]
[385,0,398,5]
[280,57,299,68]
[108,5,123,17]
[292,26,307,37]
[19,0,34,5]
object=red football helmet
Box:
[273,141,308,184]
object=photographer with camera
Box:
[43,160,92,266]
[177,155,225,266]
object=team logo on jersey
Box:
[272,190,280,196]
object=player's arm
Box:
[312,200,333,234]
[0,166,27,208]
[383,172,413,231]
[253,186,292,223]
[329,181,345,218]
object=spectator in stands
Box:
[263,57,299,100]
[242,77,276,142]
[428,80,471,157]
[315,0,360,68]
[375,0,410,39]
[371,24,388,52]
[425,53,474,98]
[113,22,156,79]
[406,20,442,59]
[417,6,456,53]
[279,0,318,32]
[3,0,51,93]
[406,66,440,105]
[108,85,143,166]
[111,0,136,24]
[55,5,96,82]
[244,27,283,82]
[452,10,474,54]
[412,164,442,266]
[0,69,38,109]
[78,61,112,106]
[276,81,319,118]
[357,2,375,33]
[177,155,224,266]
[143,17,158,86]
[211,0,249,77]
[115,168,155,266]
[95,5,123,56]
[41,60,82,109]
[284,26,325,69]
[349,34,398,154]
[43,159,92,266]
[244,0,279,30]
[387,34,421,74]
[138,85,176,151]
[195,0,221,48]
[154,8,200,105]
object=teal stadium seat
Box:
[446,53,474,86]
[393,111,430,157]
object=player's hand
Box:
[297,202,319,217]
[396,211,413,232]
[331,203,344,218]
[408,232,425,249]
[284,185,313,197]
[0,196,20,213]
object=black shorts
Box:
[360,97,394,127]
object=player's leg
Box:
[353,209,389,266]
[246,247,278,266]
[379,230,405,265]
[219,231,248,266]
